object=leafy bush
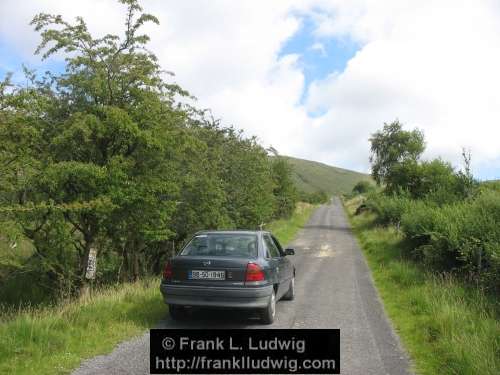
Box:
[352,180,375,195]
[0,1,301,304]
[298,190,329,204]
[365,121,498,292]
[413,159,464,203]
[363,186,500,292]
[271,157,298,219]
[480,180,500,193]
[369,121,479,203]
[365,193,415,226]
[401,191,500,291]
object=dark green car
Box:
[160,230,295,324]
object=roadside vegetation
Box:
[0,202,317,375]
[267,202,316,245]
[0,278,163,375]
[345,120,500,374]
[0,0,301,308]
[0,2,321,373]
[345,198,499,375]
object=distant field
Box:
[284,156,372,195]
[481,179,500,189]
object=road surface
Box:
[73,197,411,375]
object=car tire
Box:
[282,276,295,301]
[261,289,276,325]
[169,305,185,321]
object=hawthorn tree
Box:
[0,0,298,300]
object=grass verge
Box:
[0,278,164,375]
[0,202,317,375]
[344,197,500,375]
[267,202,316,245]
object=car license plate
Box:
[189,270,226,280]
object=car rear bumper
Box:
[160,282,273,309]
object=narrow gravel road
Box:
[73,197,411,375]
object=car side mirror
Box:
[284,248,295,256]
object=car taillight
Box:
[245,262,265,282]
[163,261,173,281]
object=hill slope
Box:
[284,156,372,196]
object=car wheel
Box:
[282,276,295,301]
[261,289,276,325]
[169,305,185,321]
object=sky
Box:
[0,0,499,180]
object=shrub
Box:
[299,190,329,204]
[352,180,375,195]
[365,192,413,226]
[386,158,477,205]
[414,159,463,203]
[480,180,500,193]
[362,187,500,292]
[400,190,500,292]
[0,1,301,304]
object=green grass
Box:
[284,156,372,195]
[0,202,317,375]
[344,197,500,375]
[267,202,316,245]
[0,278,165,375]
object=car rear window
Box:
[180,234,258,258]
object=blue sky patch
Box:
[0,39,66,84]
[278,15,359,104]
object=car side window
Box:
[264,247,271,259]
[271,235,284,256]
[264,234,280,258]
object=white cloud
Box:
[0,0,310,157]
[1,0,500,179]
[0,0,124,61]
[301,0,500,178]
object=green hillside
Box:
[284,156,372,196]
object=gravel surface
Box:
[72,197,412,375]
